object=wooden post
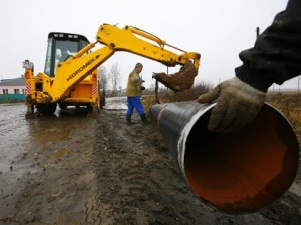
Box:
[256,27,260,38]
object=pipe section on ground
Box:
[150,101,299,214]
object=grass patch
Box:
[266,93,301,144]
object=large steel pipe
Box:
[150,101,299,214]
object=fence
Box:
[0,94,25,103]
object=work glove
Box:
[197,77,266,133]
[134,78,145,83]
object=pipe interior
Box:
[183,105,299,213]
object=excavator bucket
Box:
[152,61,198,92]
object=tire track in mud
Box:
[85,108,301,225]
[1,103,300,224]
[86,110,209,225]
[0,104,29,160]
[0,104,27,135]
[1,109,100,224]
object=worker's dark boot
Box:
[140,113,150,124]
[126,114,133,125]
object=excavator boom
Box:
[96,24,200,69]
[96,24,201,92]
[49,24,201,101]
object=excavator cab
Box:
[44,32,90,77]
[26,32,101,115]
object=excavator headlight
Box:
[67,34,78,39]
[53,33,65,37]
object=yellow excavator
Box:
[23,23,201,116]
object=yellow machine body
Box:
[23,24,201,115]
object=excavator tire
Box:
[152,61,198,92]
[59,103,67,110]
[36,103,57,115]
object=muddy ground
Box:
[0,98,301,225]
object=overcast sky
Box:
[1,0,299,90]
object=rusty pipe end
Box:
[151,102,299,214]
[182,103,299,213]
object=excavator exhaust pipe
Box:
[150,101,299,214]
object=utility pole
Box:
[256,27,260,38]
[297,76,300,94]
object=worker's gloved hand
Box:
[197,77,266,133]
[134,78,145,83]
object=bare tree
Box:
[109,62,121,96]
[98,66,108,90]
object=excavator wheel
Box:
[59,103,67,110]
[36,103,57,115]
[152,61,198,92]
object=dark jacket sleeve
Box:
[235,0,301,92]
